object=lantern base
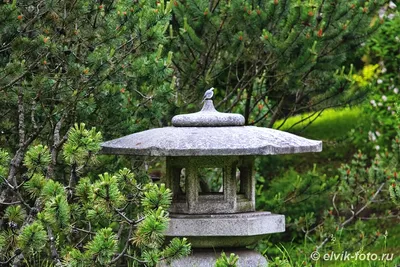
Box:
[158,248,268,267]
[165,211,285,248]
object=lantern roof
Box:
[101,100,322,156]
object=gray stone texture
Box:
[165,156,255,214]
[165,212,285,248]
[158,249,268,267]
[101,126,322,156]
[101,99,322,156]
[172,100,245,127]
[101,98,322,266]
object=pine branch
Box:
[110,225,133,264]
[316,182,386,251]
[17,87,25,148]
[74,223,93,249]
[201,13,228,76]
[0,254,18,265]
[68,163,78,196]
[47,226,61,265]
[47,113,68,179]
[267,95,285,128]
[0,200,21,205]
[0,72,28,92]
[122,253,147,264]
[114,208,145,225]
[72,226,96,235]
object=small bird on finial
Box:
[202,87,214,103]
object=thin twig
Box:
[72,226,96,235]
[110,225,133,264]
[316,182,386,251]
[114,208,134,224]
[0,201,21,205]
[122,253,147,264]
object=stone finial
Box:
[171,100,245,127]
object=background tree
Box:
[0,0,191,265]
[0,0,175,203]
[169,0,385,127]
[255,3,400,265]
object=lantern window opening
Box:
[198,167,224,195]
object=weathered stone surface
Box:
[101,126,322,156]
[165,212,285,248]
[172,100,245,127]
[101,99,322,156]
[165,156,256,214]
[101,98,320,264]
[158,248,268,267]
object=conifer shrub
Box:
[0,124,190,266]
[0,0,190,265]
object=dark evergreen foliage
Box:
[169,0,386,126]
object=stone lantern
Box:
[101,100,322,266]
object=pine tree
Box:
[0,0,176,204]
[0,0,190,265]
[169,0,386,126]
[0,124,190,266]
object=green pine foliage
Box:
[17,222,48,255]
[169,0,385,126]
[85,228,118,265]
[40,180,65,200]
[162,237,191,264]
[91,172,125,208]
[0,149,9,177]
[24,174,46,199]
[4,205,26,227]
[0,0,176,156]
[24,145,51,174]
[142,183,173,211]
[0,123,190,266]
[134,207,170,249]
[42,194,70,231]
[63,123,102,166]
[0,0,192,263]
[215,252,239,267]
